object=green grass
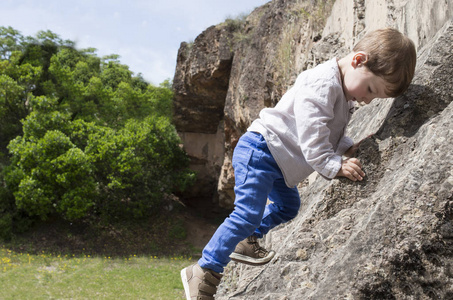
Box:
[0,247,192,299]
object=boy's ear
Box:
[352,51,368,68]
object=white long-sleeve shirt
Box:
[248,58,354,187]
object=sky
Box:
[0,0,270,85]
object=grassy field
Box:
[0,247,192,299]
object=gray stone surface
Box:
[216,20,453,300]
[173,0,453,298]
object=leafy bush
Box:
[0,27,194,237]
[7,100,193,221]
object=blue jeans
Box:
[198,131,301,273]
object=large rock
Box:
[174,0,336,206]
[172,24,235,200]
[217,19,453,300]
[173,0,453,297]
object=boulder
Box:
[173,0,453,297]
[217,19,453,300]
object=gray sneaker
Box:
[229,235,275,266]
[181,263,222,300]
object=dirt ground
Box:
[1,198,230,258]
[181,197,231,254]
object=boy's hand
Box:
[336,158,365,181]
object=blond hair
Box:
[353,28,416,97]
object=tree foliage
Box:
[0,27,193,239]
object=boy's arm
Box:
[294,84,346,179]
[336,135,354,156]
[293,76,365,182]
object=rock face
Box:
[217,20,453,299]
[173,0,453,298]
[174,0,337,206]
[173,25,235,200]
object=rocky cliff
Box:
[173,0,453,298]
[174,0,339,206]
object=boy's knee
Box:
[282,202,300,221]
[247,212,265,229]
[283,209,299,221]
[229,209,263,232]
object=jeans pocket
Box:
[232,147,254,185]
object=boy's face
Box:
[342,53,389,104]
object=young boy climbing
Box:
[181,28,417,300]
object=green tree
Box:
[0,55,41,155]
[0,26,24,60]
[7,95,193,222]
[0,27,193,238]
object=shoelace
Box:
[248,238,269,258]
[198,269,222,299]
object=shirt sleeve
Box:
[336,135,354,155]
[293,78,343,179]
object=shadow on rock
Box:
[377,82,452,140]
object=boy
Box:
[181,28,416,300]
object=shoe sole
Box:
[180,267,191,300]
[230,250,276,266]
